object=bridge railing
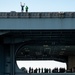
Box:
[0,12,75,18]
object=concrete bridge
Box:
[0,12,75,75]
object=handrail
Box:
[0,12,75,18]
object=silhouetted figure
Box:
[34,68,37,73]
[49,68,51,73]
[20,2,25,12]
[41,68,43,73]
[31,68,33,73]
[38,68,40,73]
[25,6,28,12]
[21,67,27,73]
[52,68,58,73]
[59,68,65,73]
[44,68,47,73]
[45,68,48,73]
[29,67,31,73]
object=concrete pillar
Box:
[10,44,15,75]
[10,36,16,75]
[0,45,5,75]
[67,56,75,70]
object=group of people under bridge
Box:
[20,67,75,73]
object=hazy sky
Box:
[0,0,75,12]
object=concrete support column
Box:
[0,45,5,75]
[67,56,75,70]
[10,44,15,75]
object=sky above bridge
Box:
[0,0,75,12]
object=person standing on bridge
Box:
[20,2,25,12]
[25,6,28,12]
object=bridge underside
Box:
[1,30,75,61]
[0,30,75,75]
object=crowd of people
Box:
[21,67,66,73]
[21,67,75,73]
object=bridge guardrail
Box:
[0,12,75,18]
